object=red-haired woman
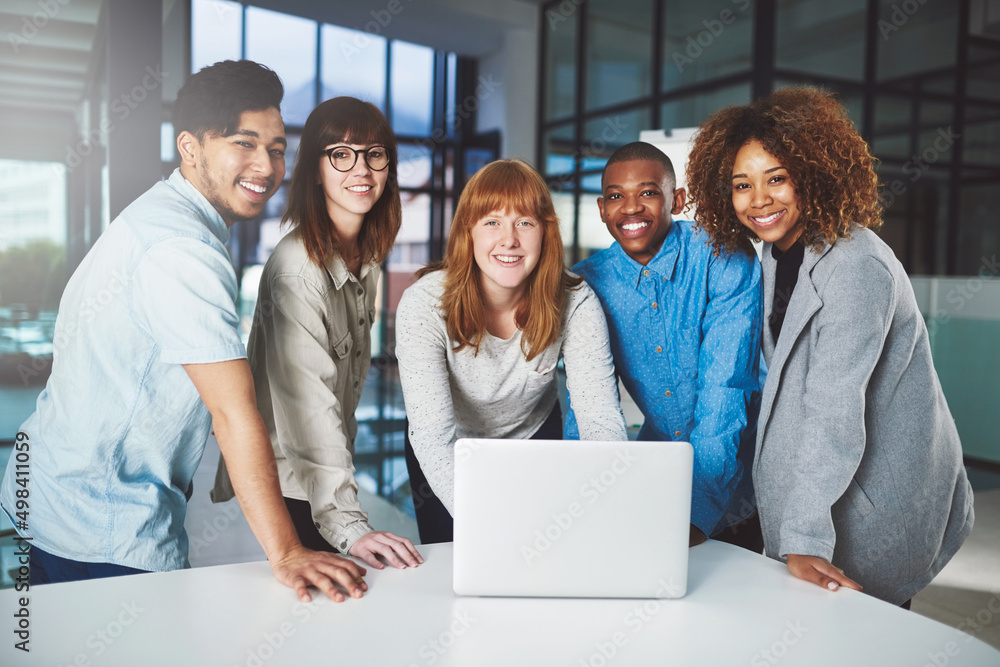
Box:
[396,159,627,543]
[214,97,422,570]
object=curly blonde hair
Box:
[686,86,882,255]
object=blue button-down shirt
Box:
[0,169,246,571]
[566,219,762,534]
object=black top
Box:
[769,241,805,342]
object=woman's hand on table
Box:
[271,545,368,603]
[786,554,863,592]
[350,531,424,570]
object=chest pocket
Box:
[331,329,353,359]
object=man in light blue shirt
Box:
[566,141,762,548]
[0,60,367,602]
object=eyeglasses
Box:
[323,145,390,172]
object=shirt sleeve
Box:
[261,272,372,553]
[689,249,763,534]
[131,237,245,365]
[561,284,628,441]
[395,282,460,515]
[775,255,895,561]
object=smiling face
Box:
[470,209,544,302]
[179,108,286,226]
[731,139,804,251]
[319,143,389,232]
[598,159,686,266]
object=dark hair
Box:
[283,97,402,267]
[603,141,677,191]
[173,60,284,140]
[686,86,881,255]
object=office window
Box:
[775,0,867,82]
[545,3,577,121]
[586,0,654,111]
[191,0,242,72]
[662,0,753,89]
[245,8,317,127]
[0,161,67,440]
[321,25,388,109]
[390,41,435,137]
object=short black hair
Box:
[602,141,677,190]
[173,60,284,140]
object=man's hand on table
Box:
[786,554,863,593]
[270,545,368,603]
[350,531,423,570]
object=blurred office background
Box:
[0,0,998,645]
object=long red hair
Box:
[418,159,582,361]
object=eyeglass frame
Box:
[322,145,391,172]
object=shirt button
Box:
[353,380,359,388]
[652,302,658,309]
[665,390,672,397]
[643,270,649,276]
[656,346,663,353]
[358,318,364,325]
[356,350,361,357]
[357,287,363,295]
[674,431,682,437]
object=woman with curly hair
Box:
[395,159,627,543]
[686,87,973,606]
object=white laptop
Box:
[453,438,693,598]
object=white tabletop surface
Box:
[1,540,998,666]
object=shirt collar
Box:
[166,168,230,245]
[612,220,681,286]
[325,252,378,289]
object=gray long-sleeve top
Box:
[395,270,628,515]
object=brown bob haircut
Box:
[283,96,402,267]
[419,159,582,362]
[686,86,882,255]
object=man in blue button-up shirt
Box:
[566,141,762,547]
[0,61,367,602]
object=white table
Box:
[1,540,997,666]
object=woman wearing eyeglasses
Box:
[213,97,422,570]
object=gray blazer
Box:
[754,227,974,604]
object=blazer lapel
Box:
[755,241,833,464]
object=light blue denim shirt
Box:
[0,169,245,571]
[565,219,763,535]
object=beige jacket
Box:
[212,228,378,553]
